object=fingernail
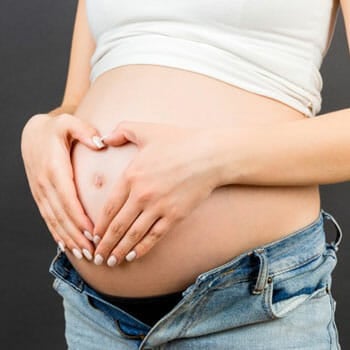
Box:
[107,255,117,267]
[93,235,101,245]
[92,136,106,149]
[100,135,108,142]
[94,254,104,265]
[82,248,93,261]
[58,241,65,252]
[83,230,93,241]
[72,248,83,260]
[125,250,137,262]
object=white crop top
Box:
[86,0,339,117]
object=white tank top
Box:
[86,0,339,117]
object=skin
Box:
[21,112,100,255]
[66,64,320,296]
[21,0,349,296]
[92,122,220,264]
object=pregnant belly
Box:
[67,64,321,297]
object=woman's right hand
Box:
[21,112,105,260]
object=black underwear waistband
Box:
[97,289,185,327]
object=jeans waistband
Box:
[180,208,342,297]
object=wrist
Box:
[198,128,239,188]
[208,127,251,187]
[47,104,78,117]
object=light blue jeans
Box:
[49,208,342,349]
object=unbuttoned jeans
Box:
[49,208,342,349]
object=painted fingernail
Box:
[125,250,137,262]
[83,230,93,241]
[94,254,104,265]
[82,248,93,261]
[93,235,101,245]
[107,255,117,267]
[72,248,83,260]
[58,241,65,252]
[100,135,108,142]
[92,136,105,149]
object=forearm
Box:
[214,108,350,187]
[47,104,78,117]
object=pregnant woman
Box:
[21,0,347,349]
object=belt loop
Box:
[251,247,269,295]
[321,209,343,251]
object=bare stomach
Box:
[67,64,320,297]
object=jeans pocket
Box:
[266,247,337,319]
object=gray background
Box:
[0,1,349,349]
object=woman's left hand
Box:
[92,121,222,266]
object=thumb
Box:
[102,121,146,147]
[61,114,105,150]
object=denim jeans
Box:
[49,208,342,349]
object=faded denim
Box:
[49,208,342,349]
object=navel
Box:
[93,173,105,189]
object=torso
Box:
[67,64,320,297]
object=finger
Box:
[105,210,159,267]
[38,197,79,254]
[92,176,130,245]
[125,218,170,262]
[46,140,97,258]
[56,113,106,150]
[49,149,95,236]
[101,121,135,146]
[45,184,95,260]
[102,121,173,147]
[36,198,60,245]
[30,188,62,247]
[93,197,142,265]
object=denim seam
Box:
[178,294,211,336]
[264,280,276,319]
[251,249,269,295]
[326,292,334,349]
[262,281,275,319]
[264,276,330,320]
[207,277,253,291]
[52,276,62,291]
[209,250,324,292]
[268,250,324,279]
[139,296,197,348]
[327,290,341,349]
[48,249,61,274]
